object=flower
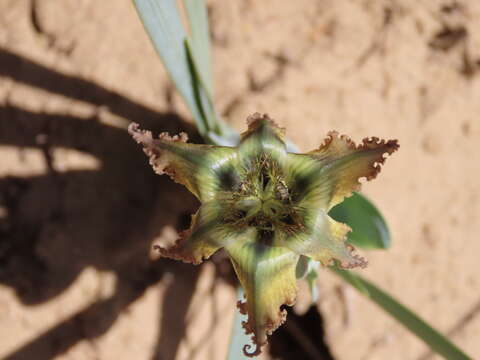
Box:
[129,113,399,357]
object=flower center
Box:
[222,156,300,240]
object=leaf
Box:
[134,0,239,144]
[329,192,391,250]
[330,266,369,296]
[184,1,239,141]
[183,1,241,143]
[332,269,473,360]
[184,40,218,134]
[184,0,213,97]
[133,0,207,133]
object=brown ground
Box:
[1,1,479,359]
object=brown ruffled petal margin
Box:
[242,112,286,140]
[343,243,368,269]
[236,297,292,357]
[153,228,204,265]
[128,122,189,177]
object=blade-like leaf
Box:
[329,192,391,250]
[331,266,369,296]
[133,0,207,133]
[184,0,213,97]
[184,40,218,134]
[332,268,473,360]
[184,39,239,145]
[134,0,238,144]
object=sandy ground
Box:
[1,0,480,359]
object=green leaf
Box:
[184,39,217,134]
[331,266,369,296]
[332,269,473,360]
[184,40,239,145]
[133,0,207,134]
[184,0,213,97]
[184,1,239,141]
[329,192,391,250]
[133,0,239,145]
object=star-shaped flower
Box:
[129,113,398,356]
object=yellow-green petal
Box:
[129,123,238,201]
[226,235,299,357]
[156,200,244,264]
[238,113,287,166]
[287,131,399,211]
[276,209,367,268]
[194,147,240,201]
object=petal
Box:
[128,123,239,201]
[276,208,367,269]
[238,113,287,165]
[226,235,299,357]
[286,131,399,210]
[156,201,247,264]
[195,146,241,201]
